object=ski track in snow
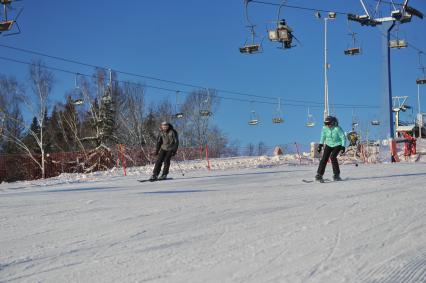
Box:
[0,161,426,282]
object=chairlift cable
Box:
[0,55,380,110]
[0,45,381,108]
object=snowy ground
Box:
[1,161,426,282]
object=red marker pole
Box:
[206,144,211,171]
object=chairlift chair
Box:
[72,99,84,106]
[199,110,212,117]
[175,91,185,119]
[71,73,84,105]
[240,0,263,54]
[272,98,284,124]
[248,103,259,125]
[267,1,298,50]
[389,24,408,49]
[344,21,362,56]
[199,89,213,117]
[345,47,361,55]
[416,52,426,84]
[273,117,284,124]
[239,42,262,54]
[389,39,407,49]
[249,110,259,125]
[175,112,185,119]
[371,120,380,126]
[268,20,295,49]
[0,0,21,36]
[306,108,315,127]
[0,20,13,32]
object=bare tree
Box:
[0,74,24,154]
[180,89,219,147]
[0,65,54,178]
[245,143,255,156]
[258,141,268,156]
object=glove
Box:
[152,151,159,156]
[171,151,177,157]
[317,144,323,154]
[340,146,345,155]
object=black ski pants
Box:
[317,145,341,176]
[153,149,173,176]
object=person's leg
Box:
[330,146,341,177]
[161,151,173,176]
[317,145,333,177]
[153,150,166,177]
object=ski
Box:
[302,179,331,183]
[138,178,173,183]
[302,178,348,184]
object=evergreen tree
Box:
[47,105,66,152]
[23,117,41,153]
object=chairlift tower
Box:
[348,0,423,141]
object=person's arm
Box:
[171,130,179,153]
[155,133,162,154]
[339,127,346,147]
[317,127,326,153]
[320,126,326,145]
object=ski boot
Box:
[333,174,343,181]
[149,174,158,181]
[315,174,324,183]
[158,174,168,181]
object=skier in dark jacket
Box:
[150,122,179,181]
[315,116,346,182]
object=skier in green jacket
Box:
[315,116,346,182]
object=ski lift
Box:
[371,120,380,126]
[306,108,315,127]
[344,22,362,55]
[71,73,84,105]
[199,89,212,117]
[351,110,359,129]
[267,1,299,50]
[239,0,263,54]
[0,0,22,36]
[416,51,426,85]
[389,24,408,49]
[248,111,259,125]
[248,102,259,125]
[175,91,184,119]
[272,98,284,124]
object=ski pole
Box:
[174,157,185,176]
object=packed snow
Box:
[1,156,426,282]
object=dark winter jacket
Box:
[156,125,179,153]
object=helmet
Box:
[161,121,169,126]
[324,116,338,126]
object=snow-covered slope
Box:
[1,162,426,283]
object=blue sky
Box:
[1,0,425,146]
